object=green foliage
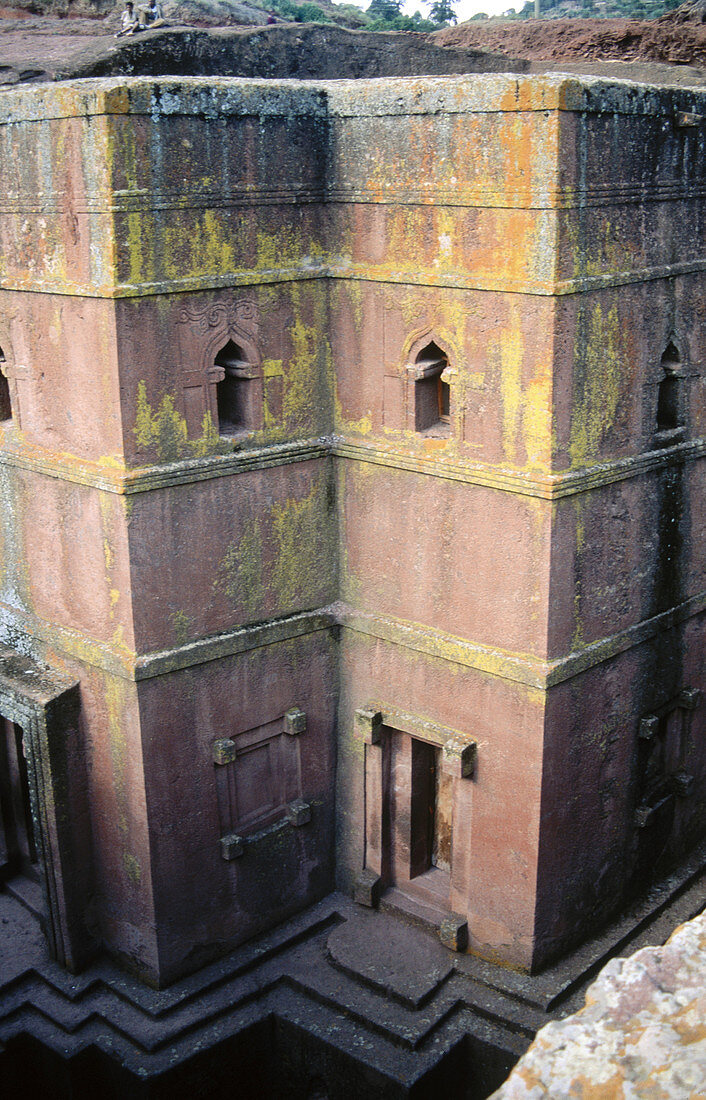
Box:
[366,0,403,16]
[514,0,682,16]
[296,2,331,21]
[271,0,331,21]
[366,0,437,30]
[333,3,372,25]
[427,0,458,23]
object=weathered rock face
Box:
[0,21,527,89]
[492,910,706,1098]
[0,73,705,988]
[69,23,525,81]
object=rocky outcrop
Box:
[5,22,525,83]
[492,911,706,1098]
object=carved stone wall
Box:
[0,75,704,984]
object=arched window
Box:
[656,342,683,434]
[215,340,251,435]
[413,340,450,435]
[0,347,11,422]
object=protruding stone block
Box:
[679,688,701,711]
[220,833,245,860]
[284,707,307,735]
[213,738,237,765]
[354,868,382,908]
[286,798,311,827]
[676,111,703,127]
[639,715,659,741]
[671,769,694,797]
[442,736,476,779]
[355,707,383,745]
[439,915,468,953]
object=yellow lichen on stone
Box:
[281,287,333,436]
[496,308,525,464]
[123,851,142,884]
[169,609,193,646]
[271,474,332,608]
[134,382,229,462]
[570,303,623,469]
[215,522,264,619]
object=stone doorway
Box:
[0,646,92,971]
[0,717,40,891]
[392,733,452,911]
[357,706,476,925]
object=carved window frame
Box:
[176,300,264,439]
[634,687,700,829]
[213,707,310,860]
[402,331,459,439]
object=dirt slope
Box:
[434,11,706,68]
[1,6,706,87]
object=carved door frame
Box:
[0,645,94,972]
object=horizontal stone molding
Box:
[0,603,336,680]
[324,183,706,209]
[0,430,703,502]
[3,181,705,219]
[0,437,329,494]
[341,595,706,689]
[2,75,704,129]
[332,258,706,298]
[6,255,706,300]
[0,264,329,300]
[3,593,706,688]
[0,190,326,216]
[134,611,334,680]
[334,435,706,502]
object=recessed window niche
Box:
[411,340,451,436]
[655,342,684,440]
[215,340,255,435]
[0,348,12,423]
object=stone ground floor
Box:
[0,842,705,1100]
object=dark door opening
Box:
[407,738,451,907]
[0,718,39,887]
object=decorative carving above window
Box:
[176,299,263,438]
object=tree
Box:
[427,0,458,23]
[366,0,404,18]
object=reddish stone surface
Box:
[0,73,705,987]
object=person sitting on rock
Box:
[116,1,142,35]
[139,0,166,28]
